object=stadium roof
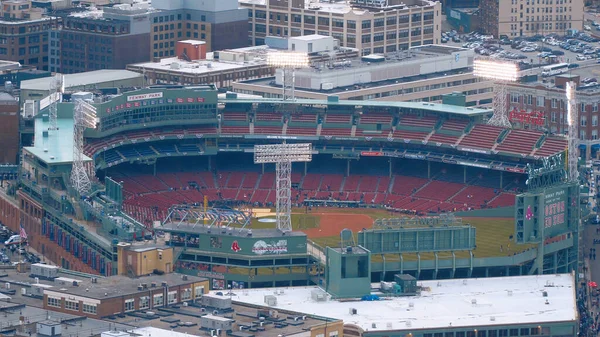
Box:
[220,97,492,116]
[23,117,91,165]
[20,70,143,91]
[220,274,577,332]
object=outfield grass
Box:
[249,211,320,230]
[309,216,536,261]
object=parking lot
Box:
[0,225,43,266]
[443,30,600,82]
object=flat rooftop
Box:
[159,221,306,239]
[219,274,577,332]
[45,273,207,300]
[0,302,134,336]
[240,0,434,14]
[24,117,91,165]
[129,56,266,75]
[220,97,492,116]
[109,303,333,337]
[21,70,143,91]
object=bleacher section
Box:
[119,170,516,226]
[495,130,543,155]
[536,137,568,157]
[458,124,504,150]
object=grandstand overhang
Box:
[219,97,493,117]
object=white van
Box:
[4,234,23,246]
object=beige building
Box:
[241,0,442,55]
[233,45,494,106]
[479,0,584,38]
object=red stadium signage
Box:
[361,151,384,157]
[176,98,184,103]
[126,92,163,102]
[509,107,545,126]
[197,97,205,102]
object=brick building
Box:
[0,0,60,71]
[0,92,19,164]
[506,73,600,159]
[57,3,152,74]
[43,273,209,318]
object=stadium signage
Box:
[252,240,288,255]
[509,107,545,126]
[525,153,566,190]
[127,92,163,102]
[544,189,566,228]
[197,271,225,279]
[457,161,490,169]
[361,151,384,157]
[458,147,490,155]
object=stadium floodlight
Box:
[267,51,310,101]
[566,81,578,182]
[48,74,64,132]
[254,143,312,232]
[71,99,98,196]
[473,59,519,128]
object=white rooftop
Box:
[179,40,206,45]
[217,274,577,332]
[21,70,143,91]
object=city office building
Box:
[479,0,583,38]
[57,3,154,74]
[241,0,442,55]
[233,44,494,106]
[0,0,59,70]
[149,0,248,60]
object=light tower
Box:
[267,52,309,101]
[48,74,64,131]
[473,59,519,128]
[71,99,97,196]
[566,81,578,182]
[254,143,312,232]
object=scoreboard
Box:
[515,183,579,244]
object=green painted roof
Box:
[24,117,91,165]
[219,97,492,116]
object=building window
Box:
[536,96,544,107]
[139,296,150,310]
[125,299,135,312]
[580,130,586,140]
[581,116,587,126]
[593,130,598,140]
[168,291,178,304]
[511,93,520,103]
[593,115,598,126]
[551,98,557,108]
[47,297,61,308]
[361,20,371,29]
[65,300,79,311]
[181,288,192,301]
[195,285,205,298]
[153,294,164,307]
[594,104,599,112]
[82,303,97,315]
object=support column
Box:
[464,166,467,184]
[389,159,392,178]
[262,163,265,174]
[347,159,350,176]
[586,144,592,162]
[500,171,503,189]
[304,162,307,175]
[427,161,431,179]
[153,161,157,176]
[208,156,212,171]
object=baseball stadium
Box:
[1,84,581,290]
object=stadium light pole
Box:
[566,81,578,182]
[48,74,64,132]
[473,59,519,129]
[71,99,98,196]
[254,143,312,232]
[267,52,310,101]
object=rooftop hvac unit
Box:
[349,308,357,315]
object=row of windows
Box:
[421,327,549,337]
[152,13,206,23]
[511,94,600,113]
[253,10,435,28]
[47,297,96,314]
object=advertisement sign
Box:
[544,188,566,229]
[251,240,288,255]
[126,92,163,102]
[510,108,545,126]
[361,151,384,157]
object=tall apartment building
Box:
[241,0,442,55]
[479,0,583,38]
[0,0,59,70]
[57,3,153,74]
[149,0,248,61]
